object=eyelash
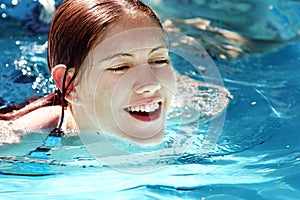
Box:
[107,58,170,73]
[107,65,130,73]
[150,58,169,65]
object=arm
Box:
[13,105,61,130]
[0,106,61,145]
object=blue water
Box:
[1,0,300,199]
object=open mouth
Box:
[124,101,162,122]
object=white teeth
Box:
[127,102,160,113]
[145,104,150,112]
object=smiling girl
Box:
[0,0,231,146]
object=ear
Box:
[51,64,80,105]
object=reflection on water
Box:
[146,0,300,60]
[164,17,288,61]
[0,0,61,36]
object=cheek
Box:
[155,67,176,94]
[155,67,176,110]
[94,76,116,110]
[93,83,114,131]
[94,74,126,125]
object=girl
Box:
[0,0,231,146]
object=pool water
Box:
[1,0,300,199]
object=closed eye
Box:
[155,59,168,64]
[107,65,130,74]
[149,58,170,67]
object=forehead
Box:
[90,13,166,59]
[93,28,165,57]
[104,12,161,37]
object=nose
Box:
[134,82,161,95]
[133,65,161,96]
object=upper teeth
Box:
[127,102,160,112]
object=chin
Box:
[123,127,165,147]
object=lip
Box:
[125,97,163,108]
[124,98,163,122]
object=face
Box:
[72,13,176,145]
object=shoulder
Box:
[0,106,61,145]
[13,105,61,131]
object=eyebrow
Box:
[101,53,133,63]
[148,45,168,55]
[98,45,168,63]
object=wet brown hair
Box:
[0,0,162,131]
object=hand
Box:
[0,121,23,146]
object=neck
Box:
[64,105,78,130]
[64,105,96,131]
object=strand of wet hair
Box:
[49,69,72,137]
